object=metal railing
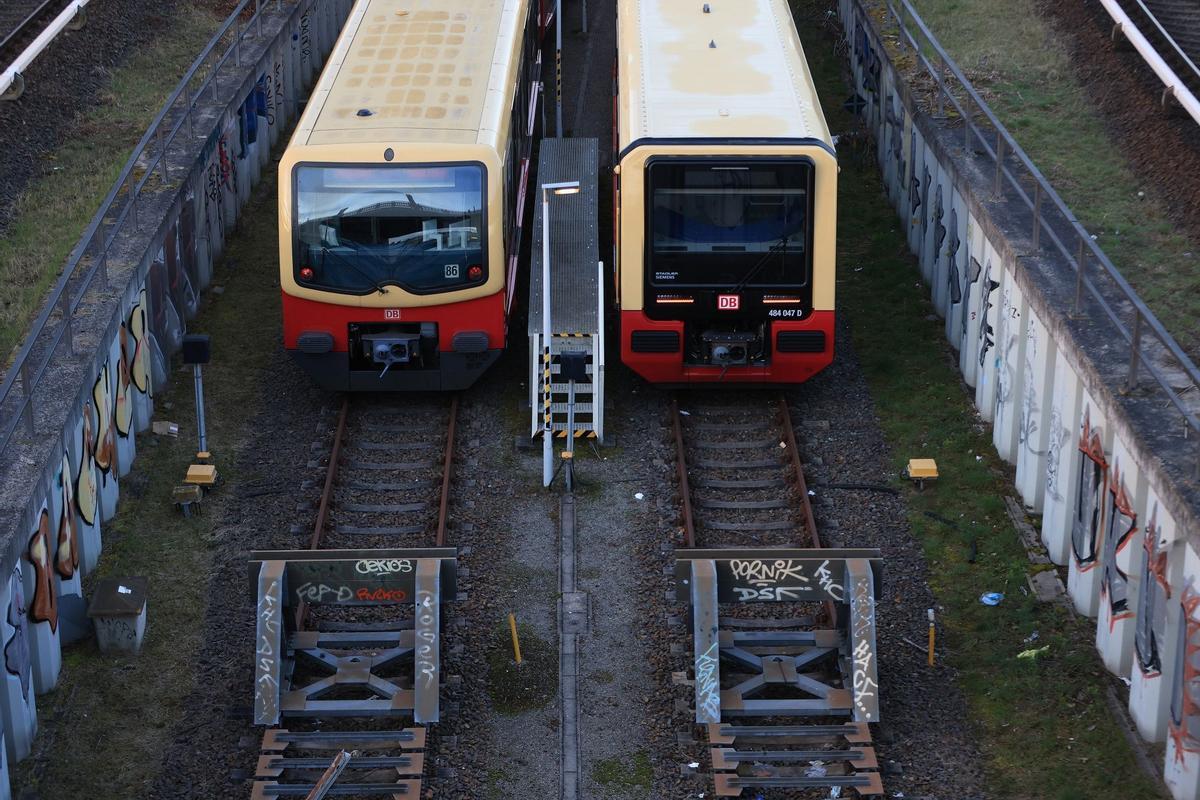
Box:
[877,0,1200,477]
[0,0,284,459]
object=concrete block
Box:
[1165,543,1200,799]
[1040,356,1084,565]
[0,568,36,765]
[958,213,986,387]
[943,189,968,351]
[1015,306,1057,511]
[1066,393,1111,619]
[971,240,1002,422]
[88,577,148,655]
[992,269,1027,463]
[1130,494,1183,743]
[1096,436,1148,677]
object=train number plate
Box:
[384,309,402,320]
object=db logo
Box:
[384,308,402,320]
[717,294,740,311]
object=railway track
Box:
[670,392,884,797]
[1109,0,1200,112]
[249,394,460,799]
[0,0,76,69]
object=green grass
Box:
[867,0,1200,356]
[486,621,558,713]
[12,168,284,798]
[592,751,652,793]
[0,4,225,363]
[793,1,1166,796]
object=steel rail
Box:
[1101,0,1200,124]
[670,395,696,548]
[309,397,349,551]
[882,0,1200,476]
[0,0,67,56]
[0,0,280,458]
[777,395,821,549]
[435,394,458,548]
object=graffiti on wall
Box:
[93,370,116,480]
[26,510,57,632]
[1169,583,1200,762]
[1071,407,1107,572]
[963,255,981,344]
[1018,319,1041,457]
[1044,404,1070,503]
[933,184,946,265]
[853,15,881,95]
[4,568,31,700]
[54,452,79,579]
[1135,507,1170,676]
[1098,460,1137,629]
[976,259,1000,369]
[76,403,98,528]
[946,207,961,307]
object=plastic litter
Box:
[679,410,690,416]
[1017,645,1050,660]
[687,762,700,769]
[635,493,645,501]
[1023,631,1039,644]
[808,490,816,496]
[829,788,842,799]
[979,592,1004,606]
[779,441,787,449]
[805,761,827,778]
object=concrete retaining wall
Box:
[0,0,352,793]
[839,1,1200,795]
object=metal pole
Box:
[993,136,1005,197]
[193,363,208,455]
[565,377,576,492]
[542,189,554,486]
[1074,235,1086,315]
[1126,310,1143,392]
[555,0,562,137]
[1032,183,1042,251]
[581,0,587,33]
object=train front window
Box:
[647,160,812,288]
[294,164,486,294]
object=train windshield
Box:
[647,160,812,288]
[293,164,486,294]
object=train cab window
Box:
[647,160,812,288]
[294,164,487,294]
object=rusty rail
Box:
[308,397,349,550]
[436,394,458,548]
[671,395,696,548]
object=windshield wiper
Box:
[319,246,389,294]
[731,231,792,294]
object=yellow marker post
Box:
[508,612,523,665]
[927,608,936,667]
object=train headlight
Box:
[299,267,315,281]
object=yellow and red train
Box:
[278,0,545,390]
[613,0,838,384]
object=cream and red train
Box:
[279,0,545,390]
[614,0,838,384]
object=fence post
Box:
[20,362,35,438]
[157,126,169,184]
[1125,310,1143,392]
[963,94,971,150]
[937,56,947,118]
[59,290,73,356]
[993,135,1005,197]
[1032,183,1042,251]
[1073,235,1086,315]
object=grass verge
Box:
[864,0,1200,356]
[592,751,652,793]
[795,1,1165,797]
[11,170,283,798]
[487,621,558,714]
[0,3,226,361]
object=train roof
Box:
[617,0,833,149]
[291,0,529,149]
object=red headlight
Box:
[468,264,483,281]
[299,267,315,281]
